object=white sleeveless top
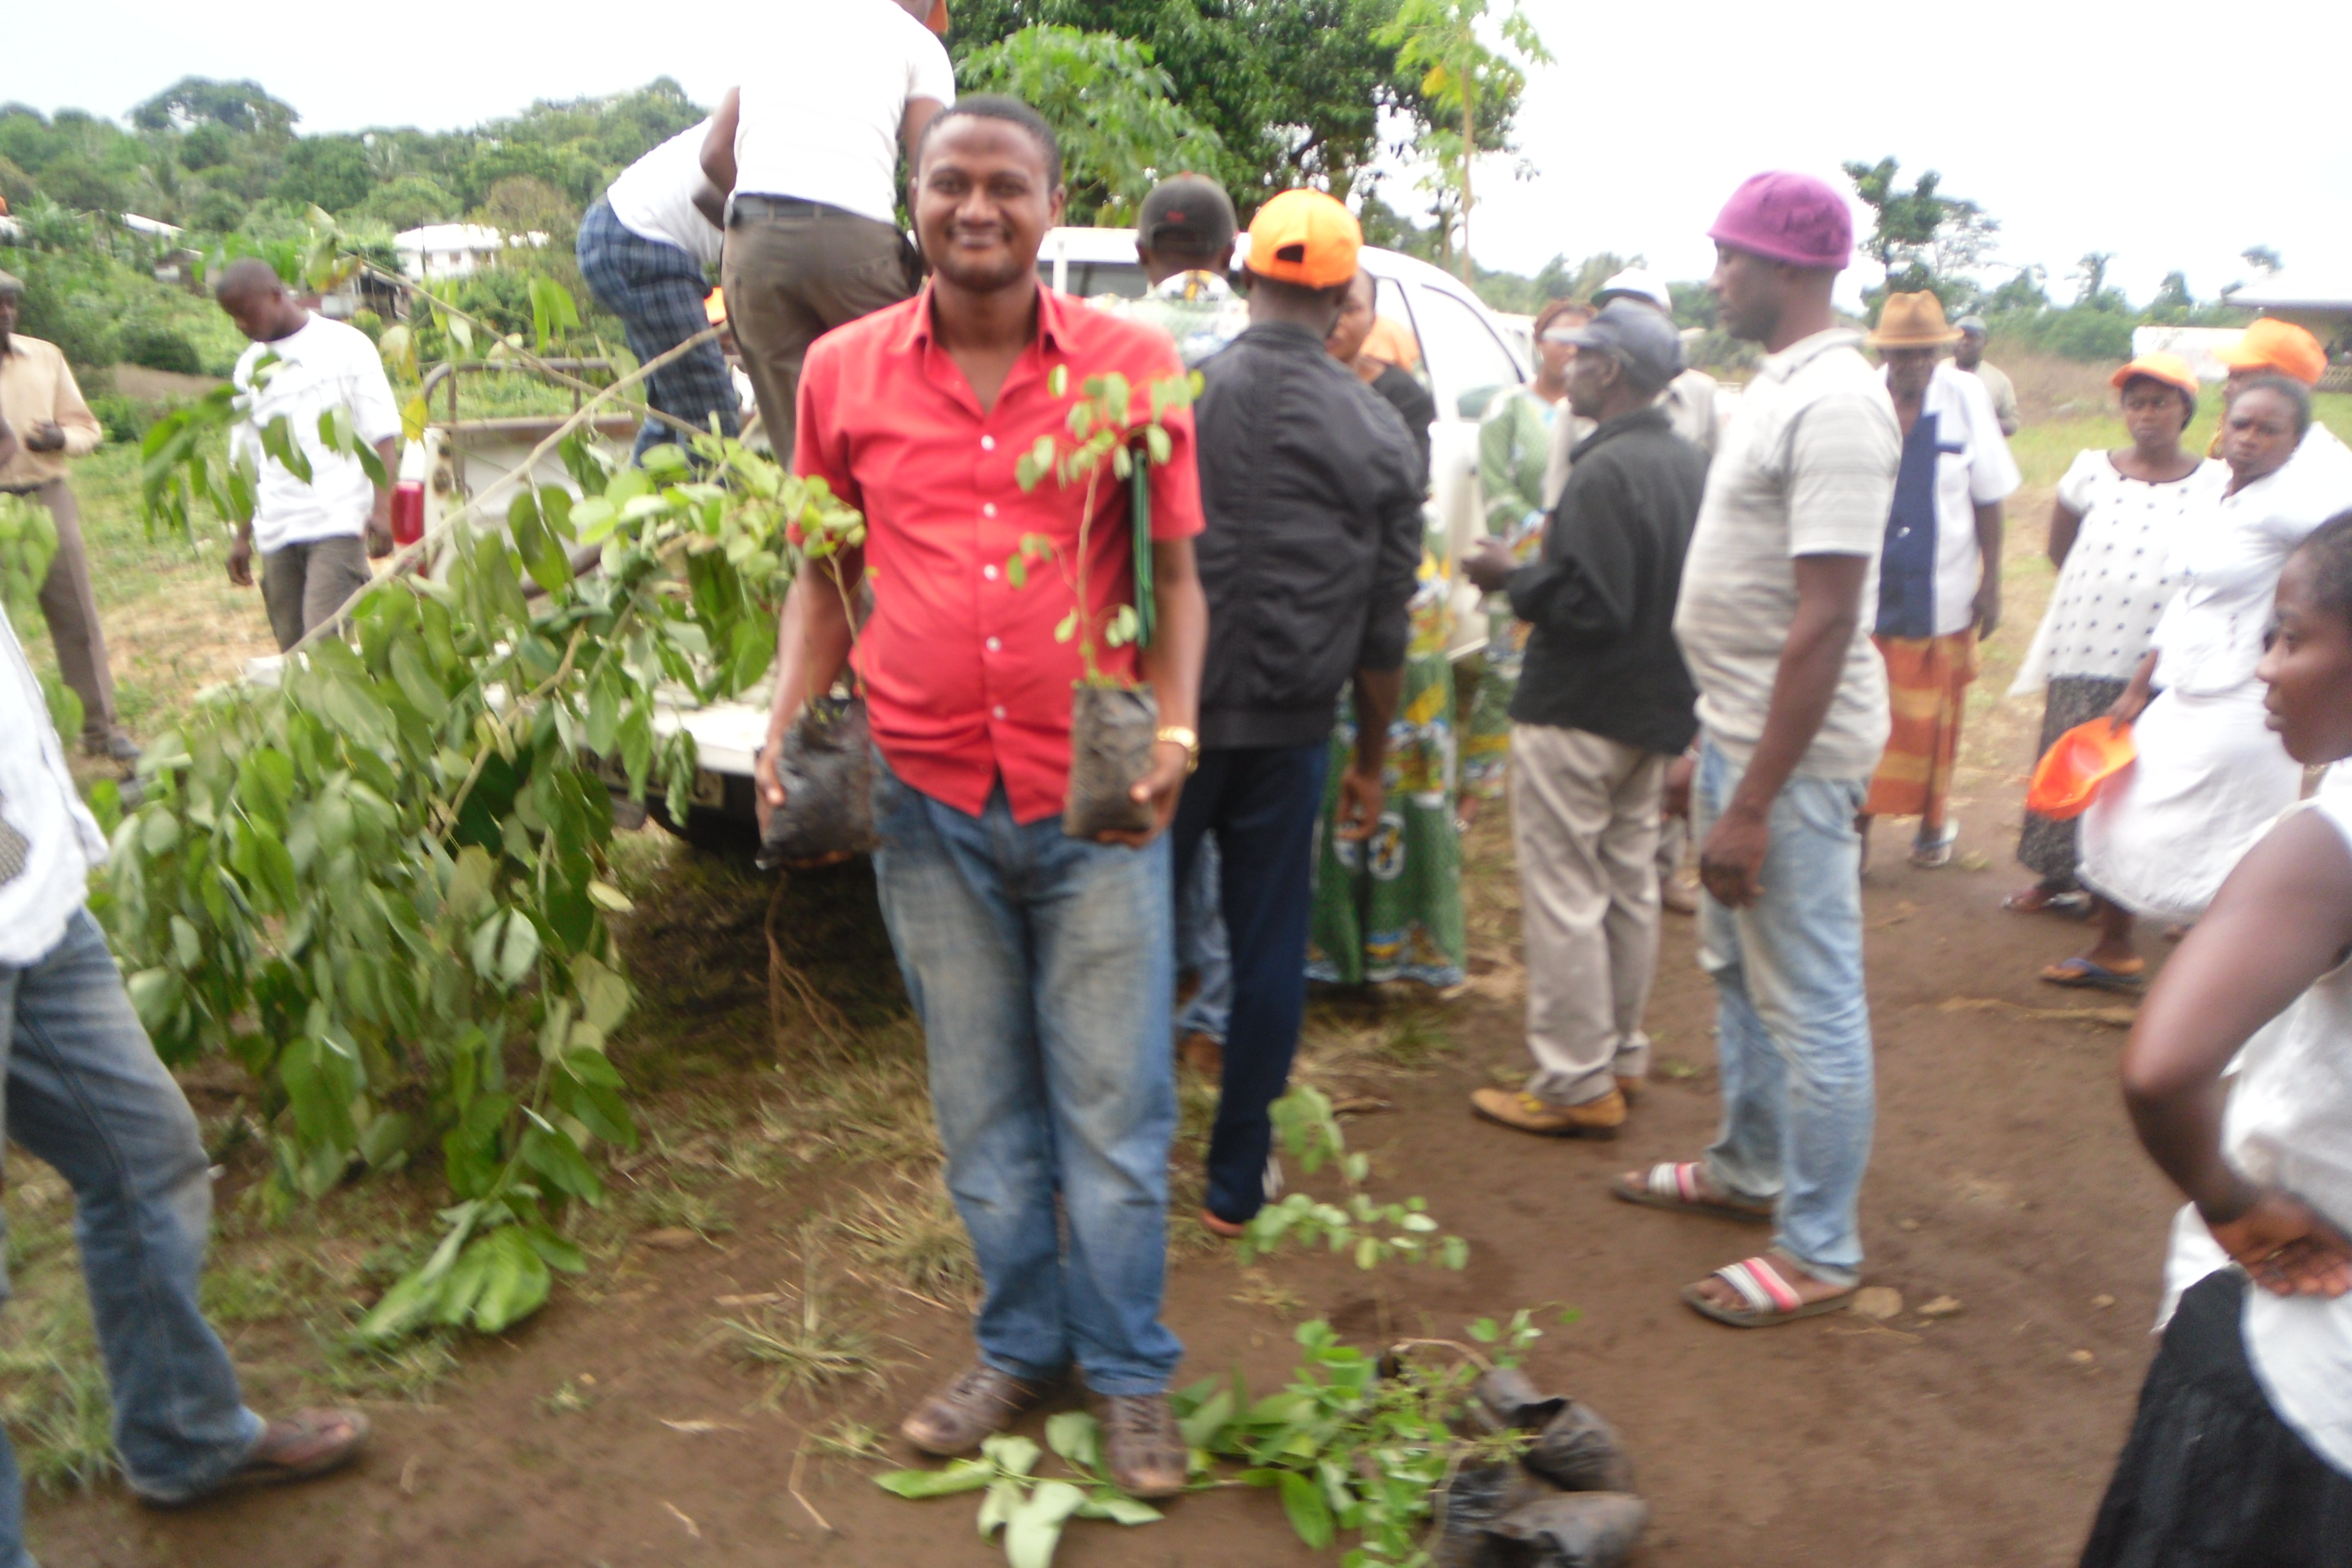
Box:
[2161,765,2352,1477]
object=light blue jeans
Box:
[1174,832,1231,1044]
[869,767,1183,1394]
[0,910,265,1566]
[1691,740,1875,1286]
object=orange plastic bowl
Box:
[2026,720,2136,820]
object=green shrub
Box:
[85,393,161,444]
[118,324,202,375]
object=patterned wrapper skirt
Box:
[2079,1269,2352,1567]
[1864,629,1979,822]
[1308,584,1467,989]
[2016,675,2128,888]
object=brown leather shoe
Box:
[900,1365,1055,1456]
[1469,1086,1628,1139]
[1095,1391,1188,1499]
[139,1407,371,1507]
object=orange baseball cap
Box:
[1244,190,1361,290]
[2109,352,2197,398]
[2216,317,2326,385]
[926,0,950,35]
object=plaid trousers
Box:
[577,199,739,458]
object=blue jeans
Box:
[0,910,264,1565]
[1691,740,1875,1286]
[575,198,740,460]
[1171,744,1330,1224]
[868,769,1182,1394]
[1174,834,1231,1043]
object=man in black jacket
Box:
[1462,300,1707,1139]
[1178,190,1425,1235]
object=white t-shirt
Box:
[730,1,956,226]
[231,314,403,555]
[0,605,106,967]
[2152,424,2352,697]
[2160,767,2352,1479]
[1872,361,2020,639]
[605,119,724,269]
[2036,452,2218,684]
[1674,329,1902,779]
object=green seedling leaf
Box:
[875,1461,995,1498]
[1006,1479,1087,1568]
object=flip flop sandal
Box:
[142,1409,372,1507]
[1682,1255,1856,1328]
[1610,1161,1773,1223]
[2039,956,2145,993]
[2002,887,2091,917]
[1910,824,1960,869]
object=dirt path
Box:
[26,482,2188,1566]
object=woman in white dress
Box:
[2049,376,2352,990]
[2009,355,2214,914]
[2081,513,2352,1561]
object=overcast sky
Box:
[8,0,2346,308]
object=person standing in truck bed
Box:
[702,0,955,462]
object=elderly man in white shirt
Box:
[1857,290,2021,869]
[577,119,736,460]
[703,0,956,460]
[0,423,370,1553]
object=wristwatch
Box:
[1155,725,1201,775]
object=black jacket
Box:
[1505,404,1705,755]
[1369,363,1436,483]
[1191,322,1427,750]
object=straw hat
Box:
[1866,291,1963,349]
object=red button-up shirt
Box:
[795,284,1206,824]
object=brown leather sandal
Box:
[142,1409,371,1507]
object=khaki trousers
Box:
[259,535,371,652]
[21,479,119,746]
[1510,723,1665,1106]
[720,200,912,463]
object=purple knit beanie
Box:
[1707,172,1853,270]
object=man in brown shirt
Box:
[0,270,130,762]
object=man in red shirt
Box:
[754,97,1208,1498]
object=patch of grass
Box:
[200,1259,301,1324]
[0,1296,115,1495]
[834,1175,975,1301]
[631,1184,733,1241]
[809,1417,890,1463]
[314,1329,460,1404]
[714,1228,889,1407]
[541,1377,595,1417]
[1231,1270,1307,1320]
[775,1045,941,1170]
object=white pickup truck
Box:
[387,234,1533,851]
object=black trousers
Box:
[1172,743,1329,1224]
[2081,1268,2352,1567]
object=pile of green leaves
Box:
[1174,1312,1546,1566]
[107,418,856,1337]
[876,1417,1163,1567]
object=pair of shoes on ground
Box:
[137,1408,371,1508]
[900,1365,1186,1498]
[1609,1161,1859,1328]
[1468,1080,1639,1140]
